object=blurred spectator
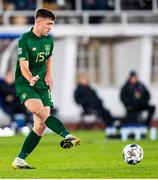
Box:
[43,0,58,10]
[12,0,36,25]
[3,0,15,11]
[56,0,75,10]
[137,0,152,10]
[3,0,36,25]
[3,0,37,11]
[121,0,152,10]
[121,0,139,10]
[11,16,28,25]
[14,0,36,10]
[74,74,117,137]
[0,71,33,130]
[120,71,155,127]
[82,0,114,10]
[43,0,75,10]
[82,0,114,23]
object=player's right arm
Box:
[19,61,39,86]
[18,37,39,86]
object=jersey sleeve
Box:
[17,38,29,61]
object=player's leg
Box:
[24,99,69,136]
[12,98,80,169]
[41,89,81,148]
[17,114,46,159]
[44,115,81,149]
[12,104,48,169]
[24,99,80,149]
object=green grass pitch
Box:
[0,130,158,178]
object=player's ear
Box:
[36,17,42,25]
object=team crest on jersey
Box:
[45,44,51,56]
[18,48,22,55]
[21,93,27,100]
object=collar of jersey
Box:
[30,27,44,39]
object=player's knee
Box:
[33,123,46,136]
[32,108,48,120]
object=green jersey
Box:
[15,29,54,92]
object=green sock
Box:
[18,130,41,159]
[45,115,69,137]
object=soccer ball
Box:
[122,144,144,165]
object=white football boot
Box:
[12,157,35,169]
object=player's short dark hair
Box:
[35,8,56,21]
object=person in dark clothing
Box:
[120,71,155,127]
[74,74,115,128]
[0,71,33,127]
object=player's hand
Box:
[30,75,39,86]
[44,73,53,89]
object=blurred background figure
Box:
[120,71,155,127]
[120,71,156,140]
[0,70,33,132]
[74,74,118,138]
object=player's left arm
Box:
[45,56,53,89]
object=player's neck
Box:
[32,26,42,37]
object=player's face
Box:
[38,18,54,36]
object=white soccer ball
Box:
[122,144,144,165]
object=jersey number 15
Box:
[36,52,44,62]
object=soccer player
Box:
[12,8,80,169]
